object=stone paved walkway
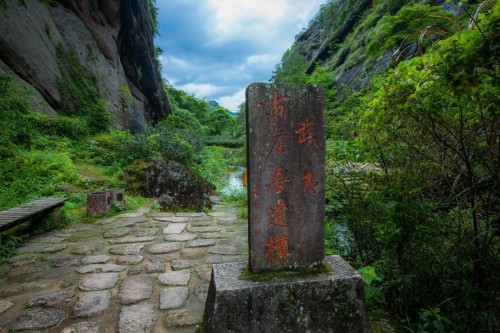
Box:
[0,201,248,332]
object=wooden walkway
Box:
[0,198,68,232]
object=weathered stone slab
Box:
[177,212,205,217]
[102,220,135,229]
[103,227,134,238]
[77,264,125,274]
[171,260,195,270]
[9,254,38,266]
[118,275,153,304]
[80,273,119,291]
[110,244,144,255]
[43,253,77,267]
[207,212,230,217]
[13,308,65,330]
[208,246,242,255]
[148,242,181,254]
[16,243,66,254]
[136,228,159,236]
[165,309,203,327]
[149,253,179,263]
[191,220,214,227]
[81,255,111,265]
[111,236,158,244]
[61,321,101,333]
[155,216,189,223]
[205,255,224,264]
[74,291,111,317]
[0,282,52,297]
[71,242,102,255]
[246,83,325,272]
[186,239,216,248]
[160,287,188,310]
[201,232,227,239]
[202,255,370,333]
[118,304,156,333]
[189,226,222,233]
[163,223,187,235]
[27,290,75,308]
[145,262,165,273]
[116,255,144,264]
[164,233,198,242]
[30,235,67,243]
[0,300,14,314]
[181,248,205,260]
[196,266,213,282]
[117,212,144,218]
[158,270,191,286]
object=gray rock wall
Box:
[0,0,171,130]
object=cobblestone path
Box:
[0,201,248,332]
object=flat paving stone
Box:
[164,308,203,327]
[149,253,179,263]
[118,304,156,333]
[155,216,189,223]
[110,244,144,255]
[127,266,143,275]
[43,253,78,267]
[136,228,159,236]
[13,308,65,330]
[0,300,14,314]
[160,287,188,310]
[77,264,125,274]
[103,227,134,238]
[80,273,119,291]
[190,216,215,222]
[148,242,181,254]
[30,235,67,243]
[8,254,38,266]
[164,233,198,242]
[27,290,75,308]
[81,255,111,265]
[102,220,135,229]
[207,212,231,217]
[177,212,205,217]
[189,226,222,233]
[118,275,153,304]
[205,255,224,264]
[186,239,216,248]
[147,212,175,218]
[201,232,228,239]
[158,270,191,286]
[171,260,195,270]
[116,255,144,264]
[181,248,206,260]
[190,220,214,227]
[71,243,102,255]
[145,262,165,273]
[111,236,158,244]
[16,243,66,254]
[74,290,111,318]
[61,321,101,333]
[116,212,144,218]
[208,246,242,255]
[162,223,187,235]
[0,282,52,297]
[196,266,213,282]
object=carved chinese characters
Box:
[246,83,325,273]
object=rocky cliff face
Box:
[0,0,171,131]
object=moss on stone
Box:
[240,263,332,282]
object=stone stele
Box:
[201,255,371,333]
[246,82,326,273]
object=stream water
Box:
[220,167,245,194]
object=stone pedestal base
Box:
[201,255,371,333]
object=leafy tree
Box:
[208,106,235,136]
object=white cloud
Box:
[176,83,232,99]
[217,88,247,112]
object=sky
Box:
[155,0,326,112]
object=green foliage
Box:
[56,45,110,134]
[0,234,27,263]
[0,149,80,210]
[272,50,308,84]
[208,106,236,136]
